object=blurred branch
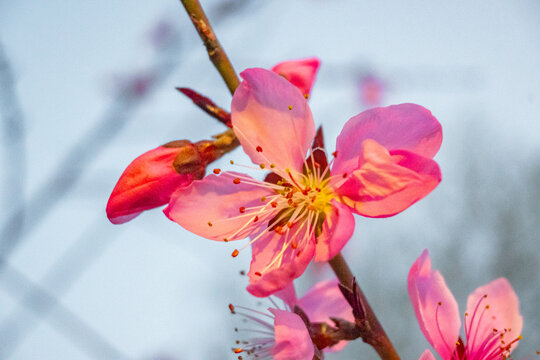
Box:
[0,44,26,248]
[0,217,122,358]
[0,29,183,269]
[0,257,129,359]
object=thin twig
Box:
[179,0,240,95]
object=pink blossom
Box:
[106,59,321,224]
[230,279,351,359]
[358,73,385,107]
[229,302,313,360]
[165,68,442,296]
[409,250,523,360]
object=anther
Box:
[438,302,442,306]
[259,163,265,169]
[229,304,236,314]
[288,105,293,110]
[233,178,241,184]
[304,93,309,99]
[239,207,245,213]
[254,272,262,277]
[270,164,275,168]
[213,168,221,174]
[291,242,298,249]
[232,249,239,257]
[208,222,213,227]
[253,216,259,222]
[230,160,234,164]
[332,151,338,157]
[256,146,263,152]
[261,197,266,202]
[274,226,283,235]
[271,201,278,208]
[234,348,243,354]
[342,172,348,178]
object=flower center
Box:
[433,295,523,360]
[214,149,347,274]
[228,303,279,360]
[268,167,334,236]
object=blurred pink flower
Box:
[231,279,350,359]
[358,73,385,107]
[409,250,523,360]
[107,59,321,224]
[166,68,442,296]
[148,20,175,49]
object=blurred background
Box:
[0,0,539,359]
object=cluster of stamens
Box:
[434,294,522,360]
[228,298,287,360]
[207,144,349,277]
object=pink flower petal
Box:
[246,230,315,297]
[231,68,315,173]
[408,250,461,360]
[465,278,523,356]
[270,308,314,360]
[163,172,274,241]
[332,103,442,176]
[271,57,321,97]
[418,349,437,360]
[334,139,441,218]
[274,283,298,310]
[298,279,354,352]
[106,146,193,224]
[314,200,355,262]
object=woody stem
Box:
[329,252,401,360]
[179,0,241,95]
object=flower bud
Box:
[106,129,238,225]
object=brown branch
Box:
[329,253,401,360]
[179,0,240,95]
